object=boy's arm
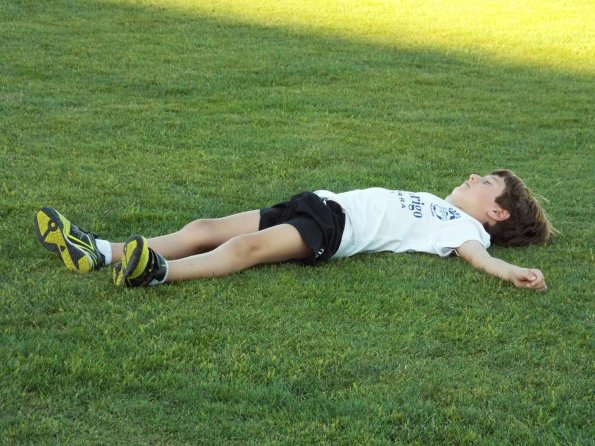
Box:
[456,240,547,291]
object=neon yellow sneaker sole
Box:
[34,207,102,273]
[113,235,149,286]
[113,235,167,287]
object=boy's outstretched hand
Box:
[457,241,548,291]
[509,267,547,291]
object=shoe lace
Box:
[71,224,98,240]
[69,224,104,267]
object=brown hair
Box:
[485,169,555,246]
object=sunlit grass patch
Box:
[129,0,595,73]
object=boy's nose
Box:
[469,174,479,183]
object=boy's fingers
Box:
[529,269,543,281]
[522,269,547,291]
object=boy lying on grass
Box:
[35,169,553,291]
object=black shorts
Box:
[259,192,345,265]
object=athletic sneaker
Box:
[112,235,167,287]
[34,207,105,273]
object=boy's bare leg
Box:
[110,210,261,262]
[165,223,311,281]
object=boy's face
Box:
[446,174,509,225]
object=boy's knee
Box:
[181,219,220,251]
[183,218,206,230]
[183,218,215,236]
[226,234,262,259]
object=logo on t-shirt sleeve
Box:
[431,203,461,221]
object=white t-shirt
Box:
[314,188,490,258]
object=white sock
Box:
[95,239,112,265]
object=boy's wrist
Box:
[506,265,522,283]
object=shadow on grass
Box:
[2,1,592,198]
[2,0,592,242]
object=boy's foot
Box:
[34,207,105,273]
[112,235,167,287]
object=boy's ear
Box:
[489,208,510,222]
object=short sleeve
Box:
[432,220,491,257]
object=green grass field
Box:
[1,0,593,444]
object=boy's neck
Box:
[444,195,489,225]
